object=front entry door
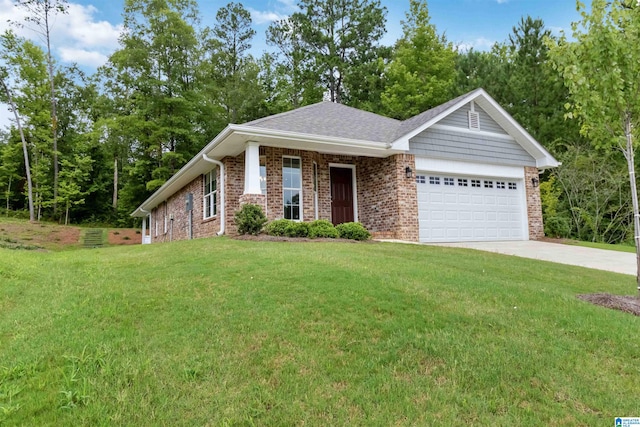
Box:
[330,167,354,225]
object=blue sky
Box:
[0,0,584,128]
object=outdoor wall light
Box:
[531,177,540,188]
[405,166,413,179]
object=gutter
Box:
[202,153,225,236]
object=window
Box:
[508,182,517,190]
[471,179,481,188]
[458,178,468,187]
[444,177,455,186]
[429,176,440,185]
[496,181,506,189]
[203,169,217,218]
[260,156,267,195]
[283,157,301,220]
[313,162,318,220]
[416,175,426,184]
[154,213,158,236]
[484,180,494,189]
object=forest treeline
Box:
[0,0,634,243]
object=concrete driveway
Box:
[432,240,636,276]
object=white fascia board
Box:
[415,157,525,179]
[473,93,560,168]
[231,125,394,153]
[130,126,235,216]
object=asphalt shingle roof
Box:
[242,89,482,144]
[243,101,401,143]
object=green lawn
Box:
[1,237,639,425]
[569,240,636,253]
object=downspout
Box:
[202,153,225,236]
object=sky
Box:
[0,0,584,129]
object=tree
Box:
[0,76,34,220]
[266,17,324,109]
[505,17,579,153]
[203,2,264,124]
[104,0,204,211]
[547,0,640,292]
[13,0,68,215]
[0,30,44,222]
[270,0,387,105]
[381,0,456,119]
[58,154,92,225]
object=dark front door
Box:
[330,167,354,225]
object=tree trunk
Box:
[113,157,118,210]
[44,3,59,215]
[0,76,35,222]
[623,116,640,295]
[6,175,11,212]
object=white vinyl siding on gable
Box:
[203,169,217,219]
[440,103,507,134]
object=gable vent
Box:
[468,111,480,130]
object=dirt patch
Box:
[232,234,373,243]
[577,293,640,316]
[107,228,141,245]
[0,221,81,249]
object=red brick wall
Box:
[525,166,544,240]
[149,147,420,243]
[150,168,222,243]
[357,154,418,241]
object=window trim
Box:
[313,161,319,220]
[203,168,218,219]
[283,156,302,221]
[259,155,267,196]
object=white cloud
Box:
[455,37,495,52]
[62,3,123,50]
[59,47,108,67]
[0,0,123,69]
[248,8,287,25]
[276,0,299,12]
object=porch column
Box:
[244,141,261,195]
[141,214,147,244]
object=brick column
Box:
[525,166,544,240]
[394,154,419,242]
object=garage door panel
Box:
[417,173,525,243]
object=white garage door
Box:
[417,173,526,242]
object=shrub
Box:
[265,219,293,236]
[336,222,371,241]
[234,204,267,235]
[544,216,571,238]
[308,220,339,239]
[285,221,309,238]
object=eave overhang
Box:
[131,125,404,217]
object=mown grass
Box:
[1,237,639,425]
[570,240,636,253]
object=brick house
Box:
[131,88,559,244]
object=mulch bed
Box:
[577,293,640,316]
[231,234,371,243]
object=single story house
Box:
[131,88,559,244]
